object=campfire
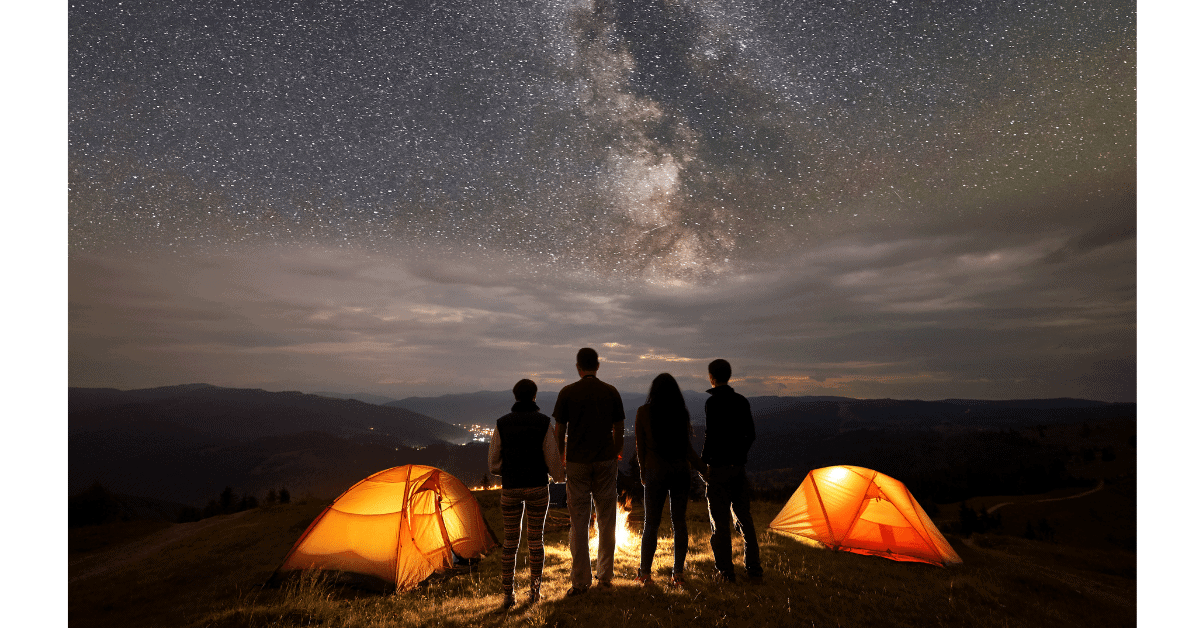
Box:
[590,492,639,554]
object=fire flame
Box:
[590,495,638,555]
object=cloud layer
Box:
[70,196,1135,401]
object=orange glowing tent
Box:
[275,465,496,590]
[768,465,961,566]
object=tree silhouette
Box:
[219,486,235,512]
[279,487,291,504]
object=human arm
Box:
[700,398,713,465]
[543,423,565,483]
[634,407,648,484]
[686,426,706,476]
[553,392,567,465]
[488,425,503,477]
[612,391,625,457]
[555,421,567,465]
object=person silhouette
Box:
[553,347,625,596]
[634,373,706,587]
[488,379,564,608]
[701,359,763,583]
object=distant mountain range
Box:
[70,383,1134,510]
[379,388,863,428]
[72,383,468,443]
[70,384,476,506]
[375,388,1114,430]
[384,390,655,427]
[312,391,402,406]
[752,396,1126,434]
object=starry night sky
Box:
[67,0,1137,401]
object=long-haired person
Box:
[488,379,565,609]
[634,373,707,587]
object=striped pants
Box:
[500,485,550,595]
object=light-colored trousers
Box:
[565,459,619,589]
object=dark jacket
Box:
[701,385,755,467]
[494,401,554,489]
[634,403,704,482]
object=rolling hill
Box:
[69,384,475,506]
[69,384,1134,520]
[71,384,467,443]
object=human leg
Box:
[525,486,550,601]
[499,489,526,596]
[667,473,690,576]
[728,467,763,578]
[565,462,594,590]
[640,476,668,578]
[706,466,735,579]
[592,459,619,584]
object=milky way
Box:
[68,1,1137,400]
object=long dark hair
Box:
[646,373,690,460]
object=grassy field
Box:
[68,483,1136,628]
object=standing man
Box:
[701,358,763,583]
[554,347,625,596]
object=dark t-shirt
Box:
[553,375,625,463]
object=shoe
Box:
[634,571,653,587]
[748,574,764,585]
[712,570,736,583]
[530,588,541,604]
[565,586,588,597]
[596,579,614,591]
[670,573,686,587]
[500,593,515,610]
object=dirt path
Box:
[69,511,249,584]
[985,479,1105,515]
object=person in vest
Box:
[488,378,565,609]
[634,373,707,587]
